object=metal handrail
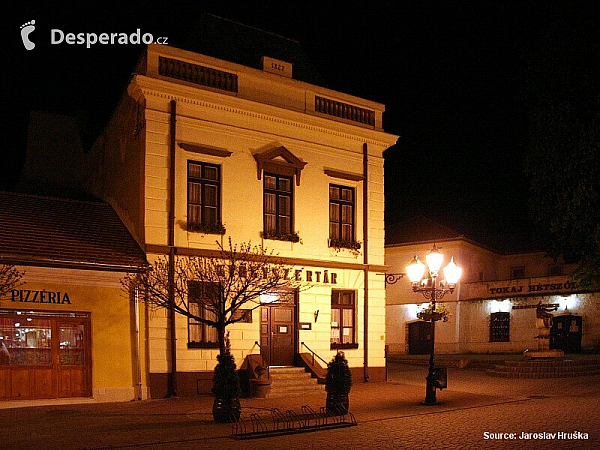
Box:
[301,342,328,367]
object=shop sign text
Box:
[10,289,71,304]
[489,281,578,296]
[292,269,337,284]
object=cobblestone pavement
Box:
[1,362,599,449]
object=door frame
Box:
[259,289,298,366]
[407,320,433,355]
[550,314,582,353]
[0,310,92,400]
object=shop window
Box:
[490,312,510,342]
[187,161,224,234]
[331,290,358,349]
[188,282,219,348]
[329,184,357,248]
[510,266,525,279]
[263,173,296,241]
[0,317,52,366]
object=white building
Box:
[386,216,600,356]
[82,22,397,397]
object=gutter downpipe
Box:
[167,100,177,397]
[363,143,369,382]
[134,287,143,400]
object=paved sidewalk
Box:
[1,363,599,449]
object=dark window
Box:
[231,309,253,323]
[188,282,219,348]
[490,312,510,342]
[187,161,221,231]
[331,290,358,349]
[263,173,293,237]
[548,264,562,276]
[329,185,355,242]
[511,266,525,279]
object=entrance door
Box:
[58,321,90,397]
[551,315,582,353]
[0,312,91,400]
[260,292,296,366]
[408,321,432,355]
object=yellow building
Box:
[386,216,600,356]
[0,192,147,402]
[82,29,397,396]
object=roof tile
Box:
[0,192,147,272]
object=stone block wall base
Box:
[523,349,564,358]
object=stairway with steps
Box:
[266,366,324,398]
[487,358,600,378]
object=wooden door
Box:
[58,321,91,397]
[0,312,91,400]
[408,321,433,355]
[551,315,582,354]
[260,299,296,366]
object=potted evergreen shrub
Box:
[325,351,352,415]
[212,344,242,423]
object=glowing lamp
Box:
[443,257,462,285]
[425,244,444,275]
[406,256,426,284]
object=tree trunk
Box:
[217,323,226,356]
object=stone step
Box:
[270,377,317,387]
[486,368,600,379]
[269,367,309,374]
[504,359,600,367]
[265,366,324,398]
[492,364,600,373]
[269,370,312,380]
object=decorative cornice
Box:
[179,142,232,157]
[254,146,307,186]
[145,244,388,273]
[131,76,398,149]
[324,169,364,182]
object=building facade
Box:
[83,41,397,397]
[386,217,600,356]
[0,192,148,402]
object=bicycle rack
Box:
[232,405,357,439]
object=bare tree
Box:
[0,264,25,298]
[123,239,299,356]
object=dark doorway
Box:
[550,315,582,353]
[260,291,296,366]
[408,321,432,355]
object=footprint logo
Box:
[20,20,36,50]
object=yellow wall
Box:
[0,266,147,402]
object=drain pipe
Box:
[134,287,143,400]
[363,143,369,382]
[167,100,177,397]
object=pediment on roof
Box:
[253,145,307,185]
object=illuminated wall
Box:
[85,44,397,394]
[386,237,599,355]
[0,266,147,402]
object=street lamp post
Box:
[406,244,462,405]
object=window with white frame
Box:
[331,290,358,349]
[188,281,219,348]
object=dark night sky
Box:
[5,1,599,238]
